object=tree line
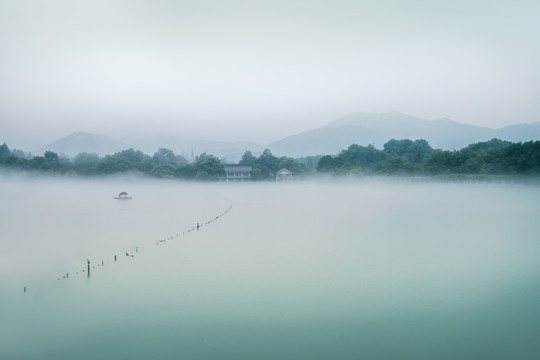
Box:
[316,138,540,177]
[1,138,540,180]
[0,144,309,180]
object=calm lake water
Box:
[1,177,540,359]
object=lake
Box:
[1,177,540,359]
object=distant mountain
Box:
[265,124,386,158]
[35,132,264,162]
[268,112,540,157]
[34,132,127,157]
[493,123,540,142]
[33,112,540,160]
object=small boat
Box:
[114,192,132,200]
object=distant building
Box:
[221,164,252,182]
[275,168,293,181]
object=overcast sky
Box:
[1,0,539,149]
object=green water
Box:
[1,179,540,359]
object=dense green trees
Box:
[383,139,433,164]
[314,138,540,177]
[0,146,221,180]
[73,153,100,175]
[1,138,540,179]
[0,142,11,161]
[316,141,421,175]
[239,148,308,180]
[424,139,513,175]
[192,153,224,180]
[43,150,59,161]
[316,155,344,174]
[498,141,540,174]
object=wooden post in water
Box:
[24,286,26,293]
[86,259,90,277]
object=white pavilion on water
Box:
[275,168,293,181]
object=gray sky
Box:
[1,0,539,149]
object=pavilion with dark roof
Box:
[221,164,252,182]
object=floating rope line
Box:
[24,198,233,293]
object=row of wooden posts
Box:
[23,200,233,293]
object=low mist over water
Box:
[1,178,540,359]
